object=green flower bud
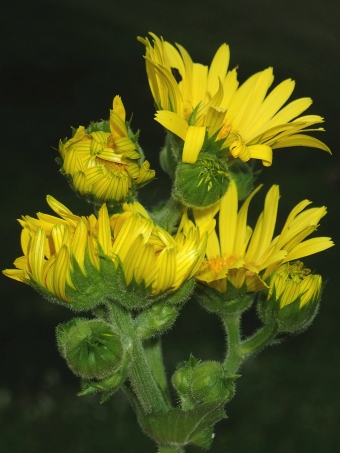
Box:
[172,355,199,411]
[258,262,322,333]
[191,362,235,404]
[78,368,127,402]
[56,318,125,380]
[172,356,199,395]
[135,301,182,340]
[173,153,230,209]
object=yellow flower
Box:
[268,261,321,309]
[59,96,155,205]
[139,33,330,166]
[3,196,211,305]
[258,261,323,333]
[194,179,334,293]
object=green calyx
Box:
[195,281,253,315]
[56,318,126,380]
[135,279,195,339]
[173,153,230,209]
[258,289,321,334]
[172,355,199,411]
[191,361,236,404]
[78,369,128,402]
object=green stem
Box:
[223,312,277,375]
[222,313,243,375]
[144,338,171,404]
[107,301,169,414]
[238,324,277,357]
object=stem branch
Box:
[107,302,169,413]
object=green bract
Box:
[56,318,125,379]
[173,153,230,209]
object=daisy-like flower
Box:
[3,196,211,308]
[194,179,334,293]
[59,96,155,206]
[139,33,330,167]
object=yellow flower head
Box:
[194,179,334,293]
[3,196,210,306]
[268,261,322,309]
[258,261,323,333]
[139,33,330,166]
[59,96,155,206]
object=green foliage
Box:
[135,398,228,450]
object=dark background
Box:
[1,0,340,452]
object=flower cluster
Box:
[3,196,212,306]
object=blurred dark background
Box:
[1,0,340,451]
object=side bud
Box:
[190,361,236,404]
[258,262,322,333]
[173,153,230,209]
[135,301,182,340]
[78,369,128,402]
[172,355,199,411]
[56,318,125,380]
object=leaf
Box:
[135,398,227,446]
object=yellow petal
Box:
[247,144,273,167]
[244,78,295,141]
[155,110,188,140]
[271,134,331,153]
[234,184,263,256]
[154,247,176,294]
[283,237,334,262]
[29,227,46,284]
[207,43,230,97]
[98,204,111,255]
[52,245,70,300]
[182,125,206,163]
[71,219,87,272]
[253,185,280,261]
[112,95,126,122]
[219,179,238,257]
[191,63,208,108]
[264,98,312,130]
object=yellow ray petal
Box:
[219,179,238,257]
[155,110,188,141]
[283,237,334,262]
[247,144,273,167]
[234,184,263,255]
[207,43,230,97]
[271,134,331,153]
[182,125,206,163]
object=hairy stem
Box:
[144,338,171,404]
[107,301,169,413]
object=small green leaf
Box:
[135,398,227,446]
